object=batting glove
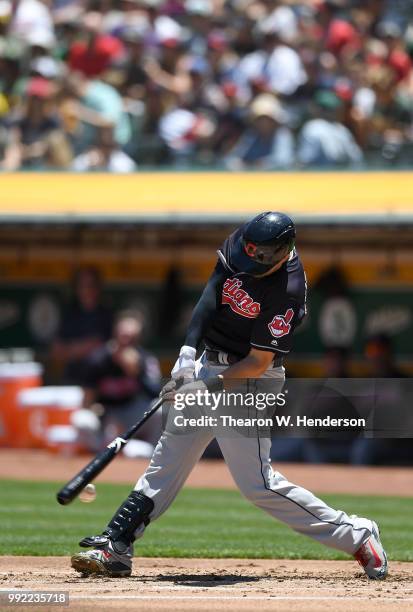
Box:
[160,377,181,398]
[171,345,197,380]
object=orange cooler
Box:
[17,386,83,448]
[0,363,42,447]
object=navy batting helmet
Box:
[229,211,296,276]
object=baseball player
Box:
[71,212,388,580]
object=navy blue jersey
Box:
[204,243,307,358]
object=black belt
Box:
[205,348,283,368]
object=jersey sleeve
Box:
[184,259,227,349]
[250,298,300,354]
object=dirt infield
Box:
[1,557,413,612]
[1,449,413,496]
[2,450,413,610]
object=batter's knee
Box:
[236,479,272,505]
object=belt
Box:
[205,348,283,369]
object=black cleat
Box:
[71,538,132,577]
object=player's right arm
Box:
[170,261,227,380]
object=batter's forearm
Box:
[184,302,216,349]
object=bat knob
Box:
[56,492,71,505]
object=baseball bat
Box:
[56,396,164,505]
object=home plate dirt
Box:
[1,557,413,612]
[2,454,413,611]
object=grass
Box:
[1,479,412,560]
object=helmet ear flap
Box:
[244,242,257,257]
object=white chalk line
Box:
[3,585,413,595]
[5,584,413,594]
[69,594,413,602]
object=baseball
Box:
[79,484,96,503]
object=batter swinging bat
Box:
[56,396,164,505]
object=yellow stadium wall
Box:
[1,171,412,219]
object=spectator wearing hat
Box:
[10,0,55,47]
[25,29,56,58]
[224,93,294,170]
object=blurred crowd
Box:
[1,0,413,171]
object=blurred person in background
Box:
[9,0,55,49]
[71,123,136,171]
[206,29,239,86]
[271,346,354,464]
[184,0,214,56]
[119,24,148,100]
[142,26,190,100]
[25,27,56,60]
[302,347,355,464]
[364,333,407,378]
[350,333,411,465]
[297,89,363,167]
[235,16,307,97]
[158,106,215,166]
[0,36,23,158]
[68,11,125,78]
[60,69,132,154]
[205,80,247,158]
[323,346,351,378]
[0,0,12,37]
[78,310,161,452]
[0,33,24,100]
[52,267,113,385]
[1,76,72,169]
[224,93,294,170]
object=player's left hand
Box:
[160,378,181,399]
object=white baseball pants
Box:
[133,354,371,553]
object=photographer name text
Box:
[173,415,366,428]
